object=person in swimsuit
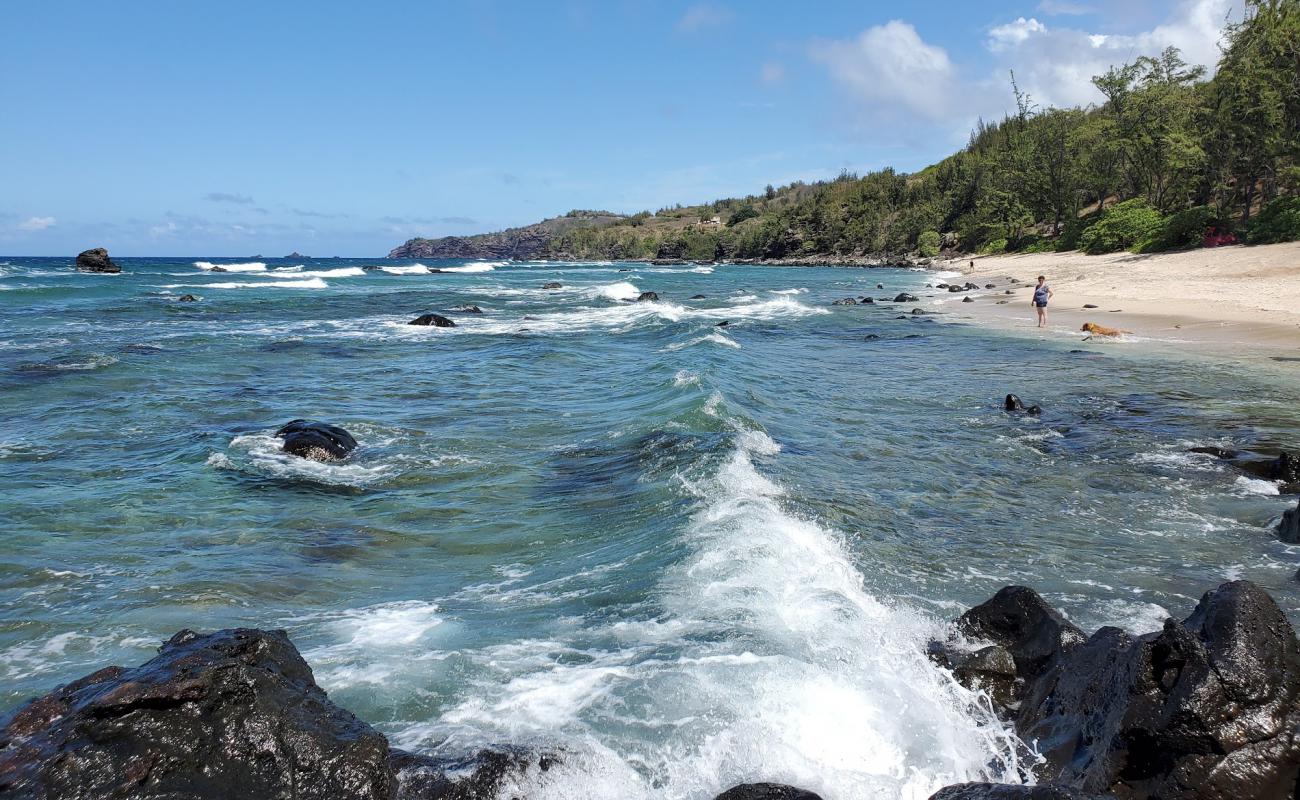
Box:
[1032,275,1053,327]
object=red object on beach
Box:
[1202,227,1237,248]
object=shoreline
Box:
[925,242,1300,357]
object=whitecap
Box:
[261,267,365,278]
[167,278,330,290]
[585,281,642,302]
[193,261,267,272]
[1234,476,1280,496]
[441,261,505,273]
[381,264,433,275]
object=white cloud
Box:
[810,20,956,122]
[760,61,785,85]
[981,0,1238,110]
[810,0,1239,138]
[675,4,731,34]
[19,216,55,231]
[988,17,1047,50]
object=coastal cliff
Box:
[388,212,629,260]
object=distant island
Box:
[391,9,1298,264]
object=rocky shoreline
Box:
[3,578,1297,799]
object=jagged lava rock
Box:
[75,248,120,273]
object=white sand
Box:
[934,242,1300,353]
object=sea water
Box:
[2,256,1298,798]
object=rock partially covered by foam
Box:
[713,784,824,800]
[74,247,120,273]
[275,419,358,461]
[636,291,660,302]
[409,313,456,327]
[0,628,393,800]
[931,581,1300,799]
[0,628,557,800]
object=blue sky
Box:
[1,1,1238,256]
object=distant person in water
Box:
[1032,275,1053,327]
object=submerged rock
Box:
[714,785,824,800]
[541,282,562,289]
[74,248,120,273]
[1004,395,1042,415]
[832,297,858,306]
[0,628,393,800]
[448,305,482,314]
[690,294,707,300]
[409,313,456,328]
[275,419,358,461]
[1187,448,1300,492]
[636,291,659,302]
[932,581,1300,799]
[177,294,199,302]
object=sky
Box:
[0,0,1242,256]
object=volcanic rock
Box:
[409,314,456,328]
[275,419,358,461]
[894,293,919,303]
[636,291,659,302]
[74,248,120,273]
[714,785,824,800]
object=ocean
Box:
[2,255,1297,798]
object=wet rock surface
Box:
[930,580,1300,799]
[713,784,824,800]
[410,313,456,328]
[0,629,555,800]
[1280,500,1300,544]
[276,419,358,461]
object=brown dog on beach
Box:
[1081,321,1130,337]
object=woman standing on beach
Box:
[1032,275,1053,328]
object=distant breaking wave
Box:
[194,261,267,272]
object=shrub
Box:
[1021,237,1056,254]
[1248,196,1300,245]
[1079,199,1163,254]
[727,204,759,227]
[978,237,1008,255]
[917,230,941,257]
[1137,206,1226,253]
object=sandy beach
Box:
[937,241,1300,354]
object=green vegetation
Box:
[400,3,1299,262]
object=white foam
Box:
[666,331,741,351]
[394,427,1025,799]
[381,264,432,275]
[168,278,330,290]
[194,261,267,272]
[587,281,642,302]
[441,261,505,273]
[673,370,700,387]
[262,267,365,278]
[212,432,388,486]
[1234,476,1281,496]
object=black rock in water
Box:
[714,784,824,800]
[716,320,730,327]
[931,581,1300,799]
[832,297,858,306]
[1083,304,1099,309]
[275,419,358,461]
[948,285,965,293]
[636,291,659,302]
[542,282,562,289]
[74,248,120,273]
[894,293,918,303]
[409,314,456,328]
[984,283,996,289]
[0,628,394,800]
[929,786,1103,800]
[962,296,974,303]
[876,283,885,289]
[177,294,199,302]
[1004,395,1042,415]
[0,628,558,800]
[863,297,874,304]
[1280,500,1300,543]
[449,305,482,314]
[690,294,707,300]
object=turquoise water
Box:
[2,256,1298,798]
